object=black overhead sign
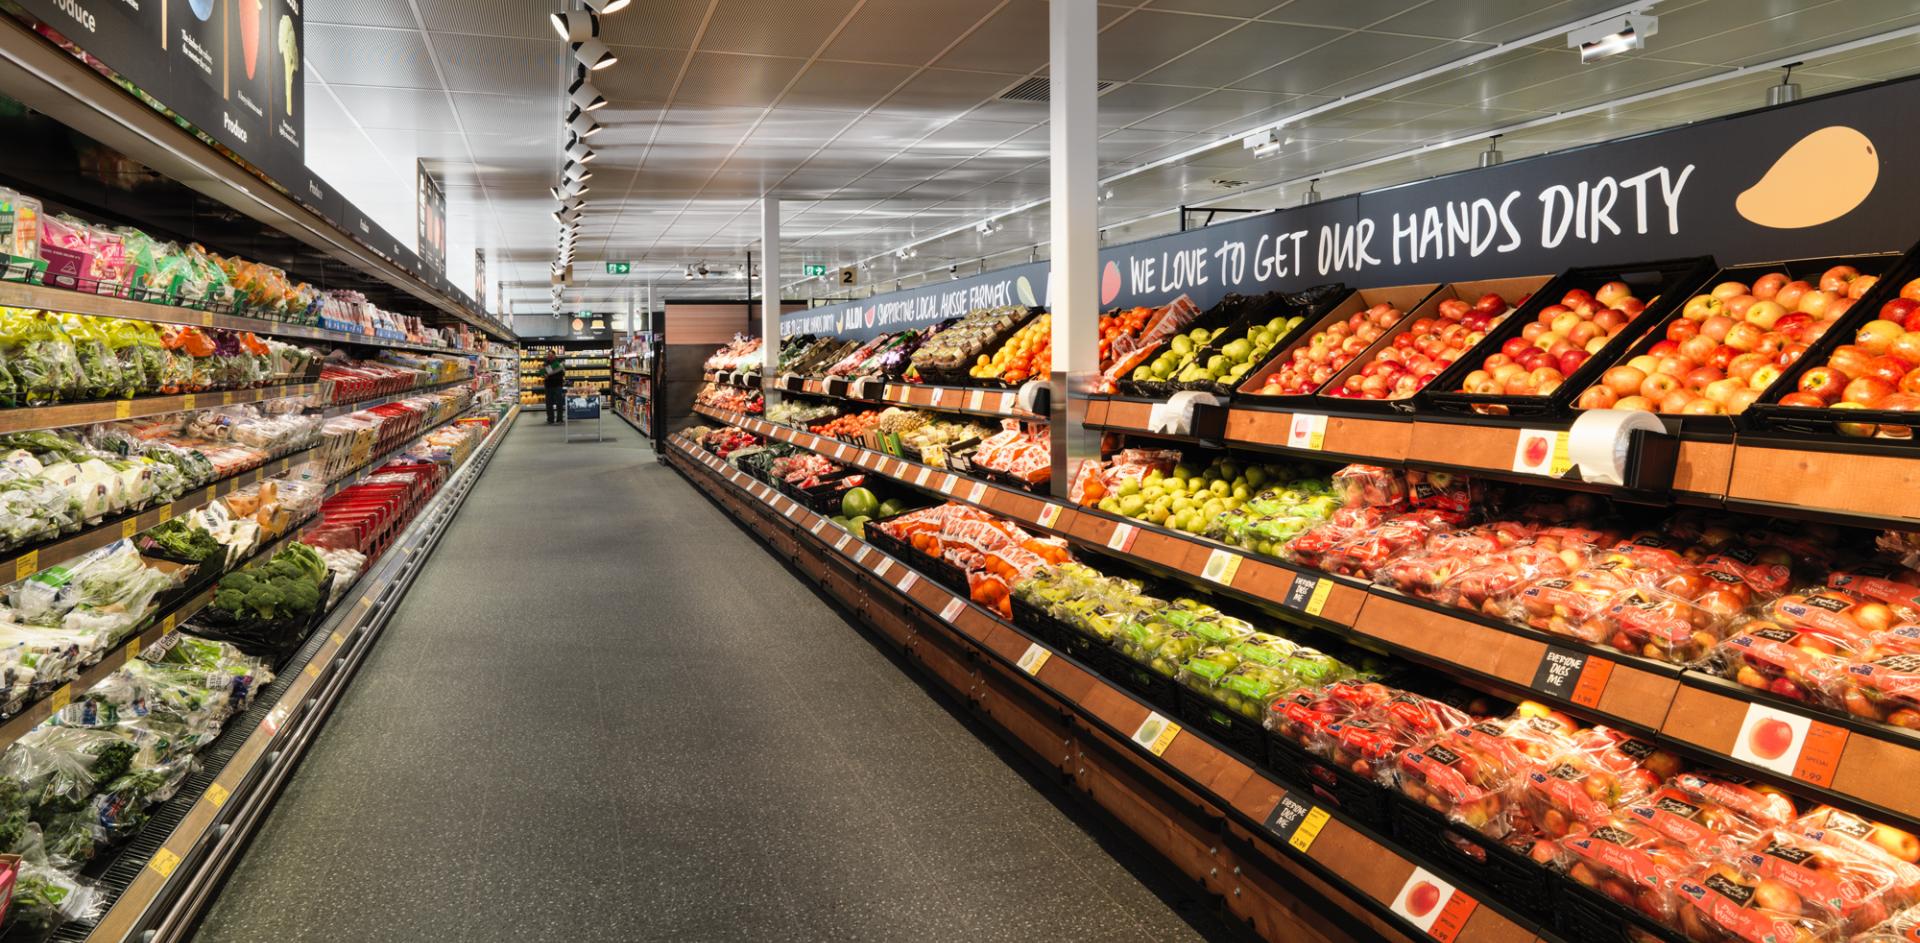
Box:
[785,74,1920,339]
[17,0,305,186]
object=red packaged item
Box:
[1405,469,1477,516]
[1854,905,1920,943]
[1828,565,1920,622]
[1284,506,1390,569]
[1675,860,1845,943]
[1736,830,1910,932]
[1560,816,1703,921]
[1331,464,1406,510]
[1791,807,1920,898]
[1444,542,1580,617]
[1603,586,1728,664]
[1671,773,1797,828]
[1395,722,1529,837]
[1324,692,1471,786]
[1822,634,1920,728]
[1266,680,1390,753]
[1711,616,1869,706]
[1517,730,1662,838]
[1626,787,1770,856]
[1513,559,1634,643]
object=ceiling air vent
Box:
[998,77,1112,102]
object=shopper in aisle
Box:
[542,354,565,424]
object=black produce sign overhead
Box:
[785,74,1920,341]
[16,0,305,186]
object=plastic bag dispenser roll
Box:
[1566,409,1665,486]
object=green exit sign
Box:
[802,264,827,277]
[605,261,632,275]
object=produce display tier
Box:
[0,282,487,357]
[0,383,322,437]
[314,375,475,419]
[321,404,489,500]
[69,406,519,943]
[698,404,1920,834]
[1082,397,1910,531]
[756,372,1045,422]
[0,517,313,765]
[0,447,314,599]
[663,431,1541,943]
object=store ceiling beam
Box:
[0,15,510,342]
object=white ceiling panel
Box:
[698,0,862,56]
[1096,10,1245,83]
[818,0,1006,66]
[435,33,568,95]
[672,51,808,107]
[307,25,440,89]
[1132,21,1345,88]
[780,61,918,110]
[1260,0,1435,29]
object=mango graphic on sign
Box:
[1736,126,1877,228]
[1100,260,1121,305]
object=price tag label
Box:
[854,546,871,565]
[149,848,182,878]
[200,312,215,327]
[13,550,36,580]
[125,636,139,660]
[1036,503,1063,529]
[835,533,852,552]
[940,474,959,494]
[896,571,918,594]
[159,503,173,523]
[1288,413,1328,451]
[1131,712,1181,756]
[1530,645,1615,709]
[182,394,196,410]
[222,391,234,406]
[968,389,987,412]
[1513,428,1574,477]
[1201,548,1242,587]
[939,598,965,622]
[331,632,346,646]
[914,467,932,487]
[1265,793,1316,848]
[1730,702,1850,787]
[1108,523,1138,552]
[930,387,947,408]
[163,615,175,633]
[1282,574,1333,616]
[114,399,132,419]
[204,783,230,808]
[784,502,801,519]
[46,684,70,713]
[305,663,321,678]
[967,482,987,504]
[1390,867,1477,942]
[873,558,892,578]
[1016,643,1051,676]
[811,517,828,534]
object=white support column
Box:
[1049,0,1099,498]
[761,196,782,387]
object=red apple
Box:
[1752,273,1788,300]
[1682,397,1723,415]
[1678,335,1718,363]
[1845,376,1895,406]
[1703,377,1746,405]
[1829,345,1874,379]
[1770,311,1814,340]
[1603,366,1647,397]
[1904,277,1920,302]
[1834,401,1878,437]
[1776,280,1813,310]
[1708,345,1738,371]
[1660,389,1698,413]
[1857,320,1906,356]
[1701,315,1736,342]
[1666,318,1699,342]
[1683,295,1724,320]
[1883,297,1920,329]
[1724,322,1763,352]
[1727,353,1772,383]
[1799,366,1843,399]
[1902,367,1920,395]
[1472,293,1506,316]
[1684,366,1724,389]
[1641,373,1681,398]
[1711,281,1750,301]
[1615,395,1654,411]
[1593,309,1627,332]
[1891,332,1920,366]
[1750,364,1783,391]
[1727,387,1763,414]
[1558,350,1589,376]
[1578,385,1618,409]
[1744,300,1788,329]
[1866,355,1914,387]
[1821,265,1861,293]
[1776,342,1809,367]
[1648,340,1680,357]
[1798,289,1839,317]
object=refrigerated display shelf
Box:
[0,447,314,591]
[0,383,322,437]
[663,431,1541,943]
[0,282,487,357]
[68,407,519,943]
[320,405,491,501]
[314,375,474,419]
[696,404,1920,833]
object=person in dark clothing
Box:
[542,355,566,424]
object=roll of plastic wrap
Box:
[1567,409,1666,485]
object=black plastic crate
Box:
[1420,257,1718,418]
[1385,793,1556,921]
[1009,595,1105,664]
[1265,732,1394,832]
[1093,645,1181,713]
[1551,869,1688,943]
[1173,685,1268,764]
[861,520,970,596]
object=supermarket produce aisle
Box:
[191,416,1229,943]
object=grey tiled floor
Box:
[190,416,1231,943]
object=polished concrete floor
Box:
[191,415,1233,943]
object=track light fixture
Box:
[1769,63,1803,105]
[550,11,597,42]
[561,161,592,182]
[580,0,630,12]
[567,76,607,112]
[565,137,593,163]
[554,207,584,225]
[572,37,617,71]
[1479,135,1504,168]
[549,181,590,199]
[1569,14,1657,63]
[565,107,602,139]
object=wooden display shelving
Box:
[665,431,1544,943]
[696,404,1920,833]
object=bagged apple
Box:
[1675,860,1847,943]
[1626,786,1772,857]
[1560,816,1704,921]
[1671,773,1798,829]
[1791,806,1920,897]
[1852,904,1920,943]
[1394,721,1532,837]
[1516,727,1664,839]
[1735,830,1912,933]
[1707,614,1870,706]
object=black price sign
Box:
[1266,793,1311,836]
[1283,574,1318,610]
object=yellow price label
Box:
[159,503,173,523]
[125,635,139,660]
[199,312,215,327]
[181,394,196,410]
[304,663,320,678]
[221,391,234,405]
[1201,549,1242,587]
[163,615,175,632]
[1132,713,1181,756]
[121,517,138,538]
[1035,503,1062,529]
[204,783,230,808]
[1551,431,1574,477]
[1016,643,1051,676]
[1290,807,1331,852]
[149,848,182,877]
[46,684,70,713]
[114,399,132,419]
[1305,579,1334,617]
[13,550,36,580]
[331,632,346,646]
